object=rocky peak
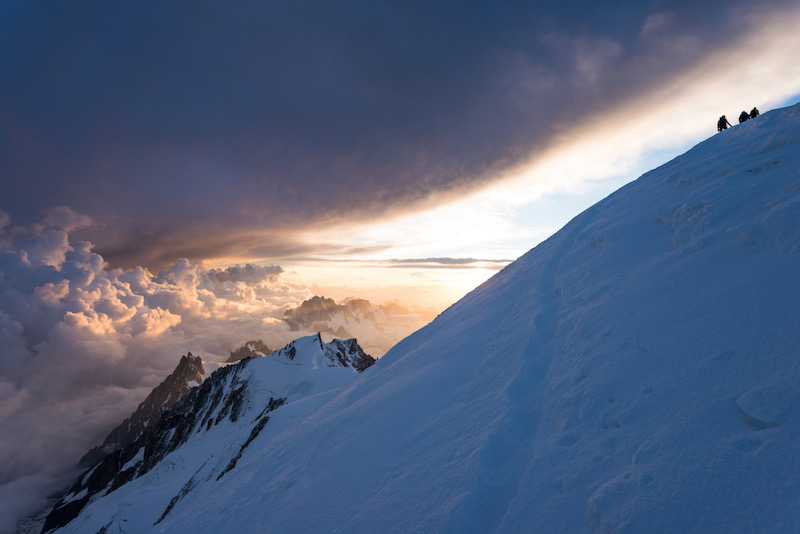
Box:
[343,298,372,314]
[283,296,339,331]
[78,353,205,468]
[44,357,259,533]
[269,333,376,372]
[292,295,338,314]
[226,340,272,362]
[325,337,375,372]
[174,353,205,386]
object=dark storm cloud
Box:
[0,0,791,267]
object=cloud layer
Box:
[2,0,796,268]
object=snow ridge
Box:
[270,332,375,372]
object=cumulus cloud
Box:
[207,263,283,285]
[2,0,798,268]
[41,206,92,233]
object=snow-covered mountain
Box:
[44,334,374,533]
[76,353,205,471]
[52,101,800,533]
[284,295,437,357]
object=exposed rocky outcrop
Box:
[283,296,437,357]
[44,356,254,532]
[272,333,375,372]
[284,296,342,333]
[226,340,272,362]
[78,353,205,469]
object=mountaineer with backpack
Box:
[717,115,732,132]
[739,111,750,123]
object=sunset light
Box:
[3,1,800,531]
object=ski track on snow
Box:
[441,221,583,533]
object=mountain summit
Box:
[52,103,800,533]
[77,353,205,469]
[283,295,437,356]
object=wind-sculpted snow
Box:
[139,103,800,533]
[45,335,374,533]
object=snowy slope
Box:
[67,102,800,533]
[48,335,374,533]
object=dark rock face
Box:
[271,333,376,372]
[40,497,89,534]
[284,296,340,332]
[216,396,287,481]
[44,354,213,532]
[283,296,377,339]
[79,353,205,469]
[327,338,375,372]
[226,340,272,362]
[154,393,286,525]
[283,296,400,332]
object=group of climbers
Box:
[718,107,759,132]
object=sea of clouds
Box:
[0,207,380,530]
